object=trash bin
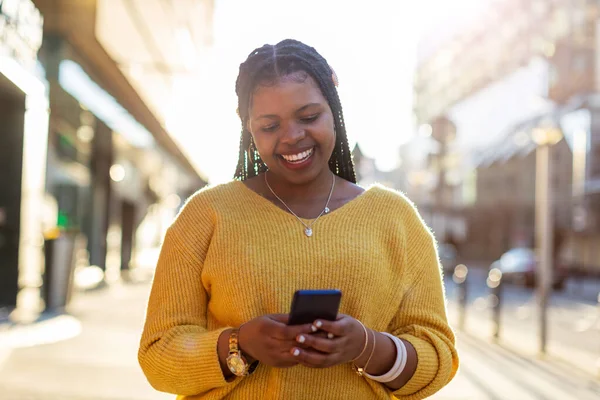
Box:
[42,232,77,311]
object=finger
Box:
[312,315,352,336]
[296,333,342,354]
[271,352,300,368]
[264,338,304,366]
[264,334,313,362]
[290,346,338,368]
[275,323,315,340]
[265,316,313,340]
[274,349,302,368]
[273,337,312,351]
[288,323,316,338]
[268,314,290,324]
[310,331,329,339]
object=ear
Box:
[329,65,339,87]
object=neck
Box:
[265,169,335,202]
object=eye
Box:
[261,123,279,133]
[300,114,320,123]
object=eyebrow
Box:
[255,103,322,120]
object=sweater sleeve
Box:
[138,193,235,396]
[388,202,459,399]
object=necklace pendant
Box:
[324,207,330,214]
[304,228,313,237]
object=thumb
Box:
[268,314,290,324]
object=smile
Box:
[280,148,314,164]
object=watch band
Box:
[247,360,259,374]
[229,329,241,354]
[227,328,258,376]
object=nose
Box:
[280,122,306,145]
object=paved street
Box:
[0,279,599,400]
[445,267,600,376]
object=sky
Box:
[166,0,487,184]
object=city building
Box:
[469,125,573,260]
[412,0,600,272]
[1,0,214,318]
[0,0,49,314]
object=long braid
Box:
[233,39,356,183]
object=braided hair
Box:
[233,39,356,183]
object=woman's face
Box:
[248,73,336,185]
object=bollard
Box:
[487,264,503,341]
[453,264,469,331]
[597,292,600,330]
[597,293,600,379]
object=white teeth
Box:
[282,148,313,162]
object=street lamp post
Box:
[532,124,563,355]
[572,129,588,231]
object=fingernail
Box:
[293,348,300,357]
[315,320,323,328]
[297,335,306,343]
[311,325,318,332]
[327,333,334,339]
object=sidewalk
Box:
[0,282,169,400]
[0,281,598,400]
[445,280,600,377]
[436,333,600,400]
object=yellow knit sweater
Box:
[138,181,459,400]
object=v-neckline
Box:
[234,180,375,222]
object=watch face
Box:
[227,354,247,376]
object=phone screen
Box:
[288,289,342,325]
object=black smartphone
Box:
[287,289,342,325]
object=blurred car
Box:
[438,243,458,273]
[491,247,566,290]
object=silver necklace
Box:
[264,172,335,237]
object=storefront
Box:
[0,0,207,319]
[41,37,203,288]
[0,0,49,315]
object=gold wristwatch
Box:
[226,329,258,377]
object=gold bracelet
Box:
[353,329,377,376]
[351,320,369,362]
[363,330,377,373]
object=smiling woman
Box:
[246,73,337,184]
[138,39,459,400]
[233,40,355,185]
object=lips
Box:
[277,147,315,170]
[279,147,314,164]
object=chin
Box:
[270,160,325,185]
[284,172,321,186]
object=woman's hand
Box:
[238,314,315,368]
[290,314,367,368]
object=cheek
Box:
[316,120,336,148]
[253,135,275,158]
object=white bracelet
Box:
[364,332,407,383]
